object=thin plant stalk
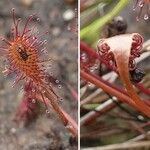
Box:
[38,86,78,137]
[81,70,150,117]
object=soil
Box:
[0,0,78,150]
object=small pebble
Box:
[63,9,75,21]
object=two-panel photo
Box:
[0,0,149,150]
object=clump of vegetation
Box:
[80,0,150,149]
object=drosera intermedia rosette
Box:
[0,8,78,137]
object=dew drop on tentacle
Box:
[94,63,99,69]
[49,72,53,76]
[32,99,36,103]
[58,97,63,102]
[58,84,62,89]
[32,89,36,92]
[136,16,140,21]
[144,14,149,20]
[67,25,71,31]
[46,109,50,114]
[55,79,59,84]
[65,124,73,130]
[36,18,40,22]
[87,82,92,87]
[138,115,144,121]
[42,90,46,93]
[81,52,88,63]
[89,67,94,73]
[139,1,144,7]
[32,36,36,40]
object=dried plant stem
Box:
[128,121,146,135]
[82,141,150,150]
[126,131,150,142]
[81,99,116,126]
[81,88,103,106]
[37,86,78,137]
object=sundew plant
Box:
[80,0,150,149]
[0,8,78,137]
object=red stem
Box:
[81,70,150,117]
[136,83,150,95]
[37,86,78,137]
